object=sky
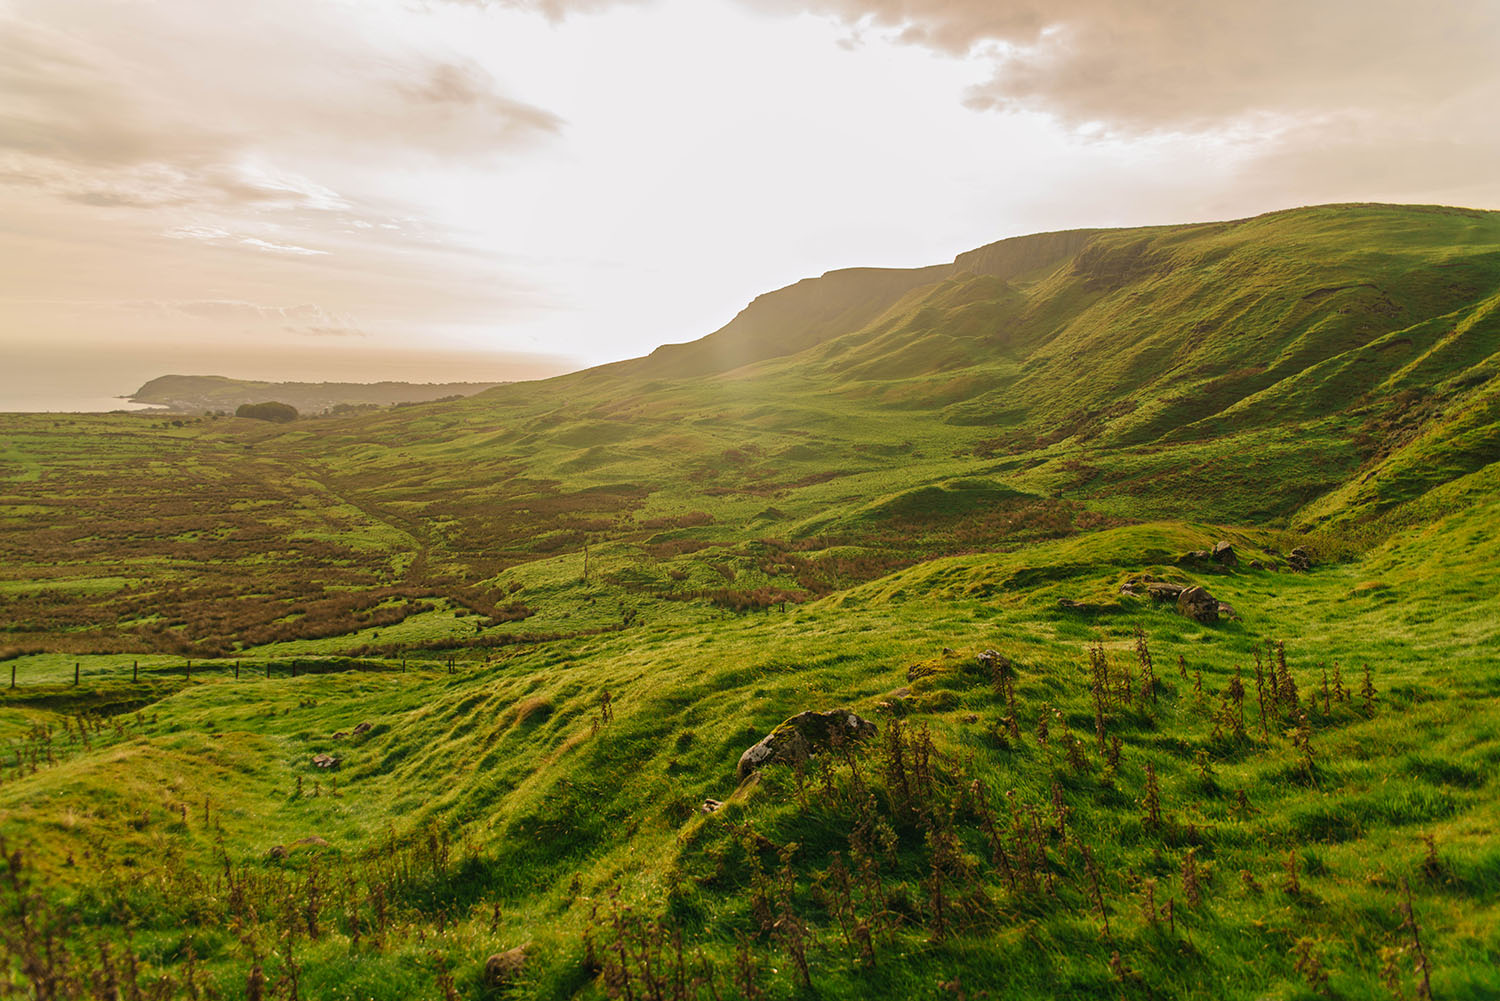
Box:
[3,0,1499,392]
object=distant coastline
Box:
[126,373,507,415]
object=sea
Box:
[0,341,576,413]
[1,348,170,413]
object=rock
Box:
[1217,601,1240,620]
[1287,547,1313,572]
[1212,541,1238,566]
[976,649,1010,673]
[906,662,939,682]
[963,713,979,724]
[701,799,724,814]
[1176,586,1220,624]
[736,709,878,779]
[293,836,330,847]
[483,947,527,989]
[351,721,373,735]
[1248,559,1266,570]
[1145,582,1187,602]
[1120,572,1165,597]
[266,844,288,860]
[330,731,349,740]
[311,753,339,769]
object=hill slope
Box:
[1,203,1498,1001]
[129,374,508,414]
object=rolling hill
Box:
[128,374,507,415]
[1,202,1497,1000]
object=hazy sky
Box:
[3,0,1498,384]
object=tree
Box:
[235,401,299,423]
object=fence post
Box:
[133,660,138,682]
[9,664,14,689]
[234,664,239,680]
[185,660,191,681]
[266,662,271,679]
[75,662,80,686]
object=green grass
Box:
[1,203,1498,999]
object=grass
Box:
[0,203,1497,999]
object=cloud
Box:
[239,238,329,256]
[743,0,1500,135]
[0,1,561,216]
[122,298,368,339]
[441,0,649,21]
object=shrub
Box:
[235,401,299,423]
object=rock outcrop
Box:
[737,709,877,779]
[1176,586,1220,623]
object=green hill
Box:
[130,374,507,414]
[1,203,1497,1000]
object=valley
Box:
[1,203,1498,1000]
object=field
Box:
[1,203,1498,999]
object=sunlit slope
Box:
[3,204,1500,1000]
[3,203,1497,659]
[330,203,1500,532]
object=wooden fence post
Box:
[9,664,14,689]
[234,664,239,680]
[266,662,271,679]
[185,660,191,681]
[133,660,138,682]
[75,662,80,686]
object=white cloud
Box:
[239,237,329,256]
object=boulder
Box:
[976,649,1011,675]
[351,721,373,735]
[1145,582,1187,602]
[1176,586,1220,624]
[737,709,877,779]
[483,947,527,989]
[1212,541,1238,566]
[1287,547,1313,572]
[311,753,339,770]
[701,799,724,814]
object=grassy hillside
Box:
[1,203,1497,1000]
[129,375,507,415]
